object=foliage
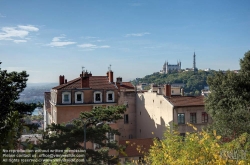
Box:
[144,125,250,165]
[132,70,216,95]
[39,105,127,165]
[0,68,37,164]
[205,51,250,139]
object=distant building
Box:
[160,60,181,74]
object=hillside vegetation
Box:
[132,70,216,96]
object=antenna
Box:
[108,64,112,71]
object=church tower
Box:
[163,61,166,73]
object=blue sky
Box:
[0,0,249,83]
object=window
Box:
[62,92,71,104]
[75,92,83,103]
[106,91,114,102]
[124,114,129,124]
[94,91,102,103]
[178,113,185,124]
[129,134,133,139]
[107,133,115,142]
[190,113,196,123]
[202,112,208,123]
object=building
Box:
[160,60,181,74]
[119,138,154,164]
[136,84,211,139]
[43,69,136,155]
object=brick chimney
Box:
[108,71,113,83]
[81,71,89,88]
[116,77,122,90]
[59,75,65,85]
[164,84,171,97]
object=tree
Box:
[143,125,250,164]
[39,105,127,165]
[0,67,37,164]
[205,51,250,139]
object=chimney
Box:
[65,79,67,84]
[106,71,109,78]
[164,84,171,97]
[108,71,113,83]
[116,77,122,91]
[181,88,184,96]
[59,75,65,85]
[81,71,89,88]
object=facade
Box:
[119,138,154,164]
[43,69,136,155]
[160,61,181,74]
[136,84,211,139]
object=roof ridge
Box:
[53,77,81,90]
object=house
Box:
[43,69,136,155]
[136,84,211,139]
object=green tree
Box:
[0,67,37,164]
[39,105,127,165]
[144,125,250,164]
[205,51,250,139]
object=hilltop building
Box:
[160,60,181,74]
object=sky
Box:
[0,0,249,83]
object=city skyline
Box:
[0,0,249,83]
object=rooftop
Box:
[167,95,204,107]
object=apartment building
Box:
[136,84,211,139]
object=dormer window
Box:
[94,91,102,103]
[75,92,83,103]
[106,91,114,102]
[62,92,71,104]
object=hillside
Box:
[131,70,216,96]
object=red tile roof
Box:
[120,82,135,90]
[167,95,204,107]
[52,76,117,90]
[119,138,154,157]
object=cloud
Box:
[78,43,110,50]
[125,32,150,37]
[13,40,27,43]
[18,25,39,31]
[0,25,39,43]
[48,36,76,47]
